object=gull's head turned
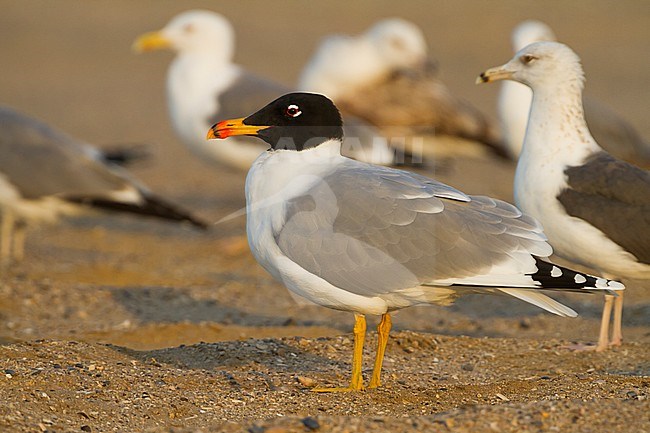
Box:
[478,42,584,91]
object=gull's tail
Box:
[498,258,624,318]
[527,258,624,295]
[67,193,208,229]
[443,257,624,317]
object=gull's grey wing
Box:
[584,97,650,165]
[0,106,207,228]
[558,152,650,263]
[275,160,550,296]
[0,106,133,200]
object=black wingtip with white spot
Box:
[530,258,624,295]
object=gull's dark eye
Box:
[285,104,302,118]
[521,54,537,65]
[183,23,194,33]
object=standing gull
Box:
[498,20,650,164]
[133,10,395,170]
[0,106,206,263]
[479,41,649,350]
[299,18,507,159]
[206,92,622,391]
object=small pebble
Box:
[302,416,320,430]
[297,376,317,387]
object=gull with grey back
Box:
[206,92,622,391]
[479,41,650,351]
[134,9,396,171]
[0,105,207,263]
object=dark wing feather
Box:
[558,152,650,263]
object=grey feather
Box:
[0,106,131,200]
[0,106,207,228]
[275,160,548,296]
[558,152,650,263]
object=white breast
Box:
[244,141,389,314]
[515,91,648,277]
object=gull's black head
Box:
[207,92,343,151]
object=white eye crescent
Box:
[285,104,302,118]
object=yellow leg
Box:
[595,295,614,352]
[610,292,624,347]
[312,313,366,392]
[368,313,392,389]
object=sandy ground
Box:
[0,1,649,432]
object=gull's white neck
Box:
[167,51,238,137]
[166,51,261,168]
[246,139,345,206]
[514,78,600,215]
[520,80,600,164]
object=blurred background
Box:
[0,0,648,348]
[2,0,649,203]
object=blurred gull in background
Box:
[133,10,398,170]
[498,20,650,165]
[0,105,207,264]
[300,18,508,160]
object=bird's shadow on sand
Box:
[108,285,650,340]
[109,285,333,328]
[110,338,346,374]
